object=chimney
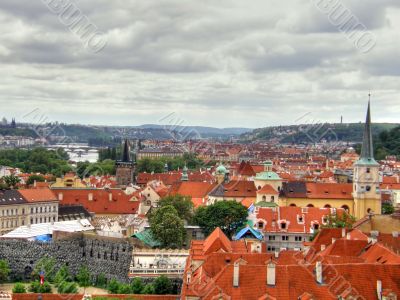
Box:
[341,228,346,238]
[346,233,351,240]
[267,262,276,286]
[377,280,382,300]
[233,262,239,287]
[315,261,323,284]
[274,250,279,259]
[109,193,112,202]
[186,271,192,284]
[320,244,326,251]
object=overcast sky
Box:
[1,0,400,128]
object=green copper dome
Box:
[254,171,281,181]
[216,163,228,174]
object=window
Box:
[282,235,289,241]
[258,222,264,229]
[280,222,286,230]
[297,215,304,223]
[271,196,275,202]
[268,235,276,241]
[313,223,319,230]
[366,168,370,173]
[366,186,371,191]
[295,236,302,242]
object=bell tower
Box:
[115,139,135,188]
[353,97,381,219]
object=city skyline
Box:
[1,0,400,127]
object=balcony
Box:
[129,267,184,278]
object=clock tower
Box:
[353,99,381,219]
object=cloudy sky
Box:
[1,0,400,128]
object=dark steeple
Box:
[121,139,131,162]
[357,95,378,165]
[360,98,373,160]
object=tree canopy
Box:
[137,153,204,173]
[159,194,194,223]
[193,200,248,238]
[149,205,186,248]
[0,148,71,176]
[0,259,10,283]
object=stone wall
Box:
[0,233,133,283]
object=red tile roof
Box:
[256,184,278,194]
[19,188,57,203]
[168,181,217,204]
[255,206,344,234]
[51,188,140,214]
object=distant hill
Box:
[11,123,252,146]
[241,123,400,144]
[136,124,252,136]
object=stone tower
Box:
[115,139,135,187]
[353,99,381,219]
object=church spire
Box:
[360,98,373,159]
[357,95,378,165]
[121,139,131,162]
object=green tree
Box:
[142,284,155,294]
[26,174,46,185]
[193,200,248,238]
[57,281,78,293]
[159,194,194,222]
[54,264,72,287]
[29,281,52,293]
[149,205,186,248]
[382,203,395,215]
[95,273,107,288]
[130,277,144,294]
[322,212,356,229]
[108,278,120,294]
[117,283,131,294]
[3,174,20,189]
[153,275,173,294]
[76,265,91,287]
[12,282,26,293]
[0,260,10,283]
[33,256,56,283]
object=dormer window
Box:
[297,215,304,224]
[258,221,264,229]
[313,223,319,230]
[366,168,370,173]
[322,216,328,224]
[280,222,287,230]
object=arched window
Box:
[307,204,314,208]
[289,203,296,207]
[367,208,372,214]
[324,204,331,208]
[341,205,349,212]
[262,195,267,201]
[258,186,262,190]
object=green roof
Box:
[216,164,228,174]
[255,201,278,207]
[254,171,281,180]
[132,229,161,248]
[354,157,379,166]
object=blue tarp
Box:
[233,226,263,241]
[34,234,52,242]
